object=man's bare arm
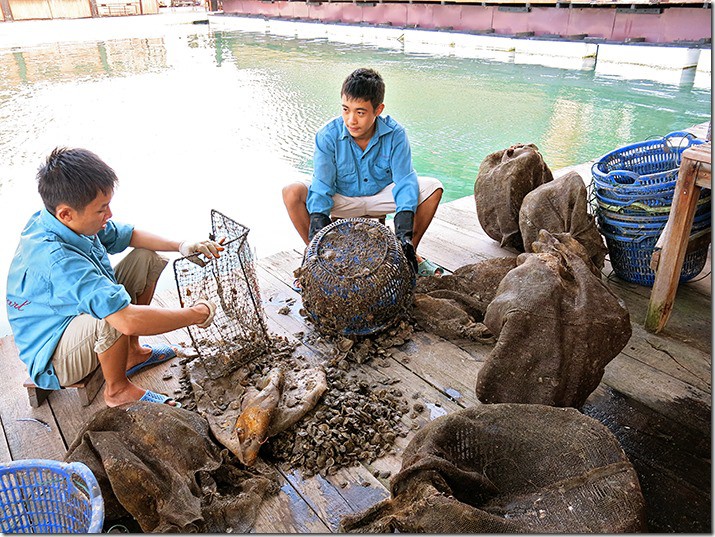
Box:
[106,302,211,336]
[129,229,181,252]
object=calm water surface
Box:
[0,12,710,335]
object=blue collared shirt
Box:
[6,209,134,389]
[306,115,420,215]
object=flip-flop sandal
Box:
[292,278,302,293]
[127,344,177,376]
[139,389,182,408]
[417,259,446,277]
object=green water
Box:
[0,13,711,335]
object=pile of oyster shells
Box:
[259,320,417,477]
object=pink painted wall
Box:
[525,7,571,35]
[661,8,711,42]
[220,1,712,43]
[405,4,435,29]
[430,4,462,29]
[362,4,408,26]
[457,6,495,33]
[307,2,346,22]
[491,8,530,35]
[565,8,616,39]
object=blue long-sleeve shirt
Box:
[306,115,419,215]
[6,209,134,389]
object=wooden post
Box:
[645,143,712,333]
[0,0,14,21]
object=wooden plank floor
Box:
[0,189,710,533]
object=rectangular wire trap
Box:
[173,209,269,379]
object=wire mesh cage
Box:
[174,210,269,379]
[0,459,104,533]
[299,217,415,336]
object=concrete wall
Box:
[220,0,712,44]
[209,13,710,86]
[2,0,157,19]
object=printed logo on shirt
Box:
[6,298,31,311]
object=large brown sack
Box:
[476,230,631,408]
[474,143,554,251]
[339,404,647,533]
[519,170,607,273]
[411,257,517,342]
[64,401,279,533]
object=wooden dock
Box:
[0,183,710,532]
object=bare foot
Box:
[104,382,179,408]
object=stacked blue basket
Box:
[591,131,711,286]
[0,459,104,533]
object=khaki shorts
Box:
[51,248,168,386]
[299,176,443,218]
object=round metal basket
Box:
[299,217,415,336]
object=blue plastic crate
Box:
[0,459,104,533]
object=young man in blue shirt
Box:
[6,147,222,408]
[283,67,444,276]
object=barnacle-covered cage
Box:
[174,210,269,379]
[299,217,415,336]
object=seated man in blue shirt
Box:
[6,147,222,408]
[282,67,444,276]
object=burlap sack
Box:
[339,404,647,533]
[411,257,517,342]
[519,170,607,274]
[64,402,279,532]
[476,230,631,408]
[474,143,554,251]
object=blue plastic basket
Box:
[595,194,712,216]
[592,131,703,186]
[0,459,104,533]
[591,131,706,207]
[600,228,710,286]
[598,205,712,236]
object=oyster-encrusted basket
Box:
[299,217,414,336]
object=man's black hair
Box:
[37,147,118,214]
[341,68,385,111]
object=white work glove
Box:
[193,298,217,329]
[179,239,224,267]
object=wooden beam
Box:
[0,0,13,21]
[645,143,712,333]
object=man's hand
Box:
[308,213,332,242]
[179,239,225,267]
[193,298,217,328]
[393,211,418,273]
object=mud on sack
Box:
[476,230,631,408]
[474,143,554,251]
[339,404,646,533]
[297,217,414,336]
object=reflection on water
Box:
[0,14,710,335]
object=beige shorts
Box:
[299,176,443,218]
[51,248,168,386]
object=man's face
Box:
[63,190,114,236]
[341,95,385,143]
